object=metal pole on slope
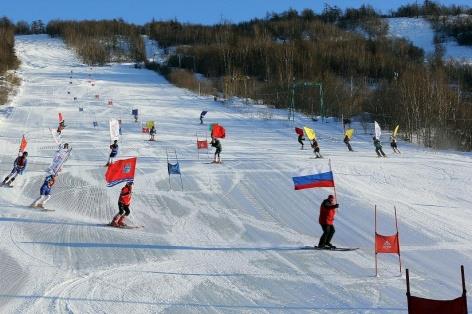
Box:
[375,205,378,277]
[394,206,402,275]
[175,149,183,191]
[328,158,338,204]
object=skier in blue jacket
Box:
[32,174,56,209]
[2,151,28,187]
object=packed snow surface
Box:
[0,35,471,313]
[387,17,472,63]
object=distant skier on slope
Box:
[210,137,222,163]
[2,151,28,187]
[343,134,353,152]
[57,120,66,135]
[390,136,400,154]
[317,194,339,249]
[106,140,119,166]
[149,125,156,141]
[373,137,387,157]
[298,133,305,150]
[311,138,322,158]
[32,174,56,209]
[110,181,133,227]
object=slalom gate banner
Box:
[167,162,181,175]
[197,140,208,149]
[200,110,208,117]
[345,128,354,139]
[303,127,316,140]
[146,120,155,129]
[19,135,27,152]
[374,121,382,139]
[292,171,335,190]
[109,119,120,141]
[48,147,72,175]
[58,112,64,123]
[295,127,304,136]
[105,157,137,187]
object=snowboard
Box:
[301,246,358,251]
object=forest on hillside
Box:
[0,17,20,105]
[46,19,145,65]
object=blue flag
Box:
[168,162,181,175]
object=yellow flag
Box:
[345,128,354,139]
[146,120,155,128]
[393,125,399,137]
[303,126,316,140]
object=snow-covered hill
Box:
[0,35,471,313]
[387,17,472,64]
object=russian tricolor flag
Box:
[292,171,335,190]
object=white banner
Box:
[374,121,381,139]
[49,128,62,145]
[48,147,72,175]
[109,119,120,141]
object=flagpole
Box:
[329,158,338,202]
[175,149,184,191]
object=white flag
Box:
[109,119,120,141]
[374,121,381,139]
[48,147,72,175]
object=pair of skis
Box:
[301,246,358,252]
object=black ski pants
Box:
[318,224,335,247]
[118,202,130,216]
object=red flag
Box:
[211,124,226,138]
[58,112,64,123]
[19,135,27,152]
[105,157,137,187]
[197,140,208,149]
[295,127,304,136]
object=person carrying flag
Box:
[106,140,119,166]
[2,151,28,187]
[343,134,353,152]
[373,137,387,157]
[311,139,322,158]
[110,182,133,227]
[210,137,222,163]
[390,136,400,153]
[149,125,156,141]
[32,174,56,209]
[298,133,305,150]
[317,194,339,249]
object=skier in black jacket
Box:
[311,139,322,158]
[211,137,222,163]
[373,137,387,157]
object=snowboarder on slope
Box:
[344,134,353,152]
[110,181,133,227]
[298,134,305,150]
[311,139,322,158]
[318,194,339,249]
[149,125,156,141]
[2,151,28,187]
[106,140,119,166]
[390,136,400,154]
[32,174,56,209]
[210,137,222,163]
[373,137,387,157]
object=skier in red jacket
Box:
[317,194,339,249]
[110,181,133,227]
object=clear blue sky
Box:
[1,0,470,25]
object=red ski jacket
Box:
[119,185,132,205]
[319,199,337,225]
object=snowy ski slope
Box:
[0,35,471,313]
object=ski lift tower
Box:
[289,81,324,123]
